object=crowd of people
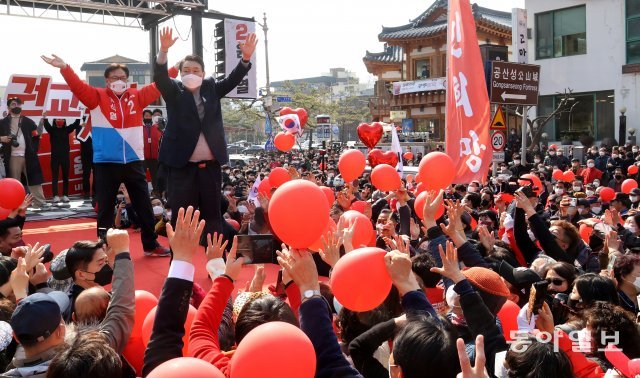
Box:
[0,136,638,377]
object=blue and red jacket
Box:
[60,65,161,164]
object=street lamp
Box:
[619,106,627,146]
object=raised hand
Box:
[10,257,29,301]
[9,194,33,218]
[430,241,465,284]
[29,263,49,286]
[224,236,244,282]
[41,54,67,69]
[456,335,488,378]
[23,243,45,271]
[423,190,444,223]
[477,225,495,252]
[159,26,178,52]
[247,265,266,293]
[240,33,258,61]
[277,248,319,295]
[166,206,205,263]
[341,222,355,252]
[384,250,420,296]
[106,228,130,257]
[319,230,342,268]
[206,232,228,261]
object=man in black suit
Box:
[142,206,204,376]
[154,27,258,245]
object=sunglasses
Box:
[546,278,565,286]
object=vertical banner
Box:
[445,0,491,184]
[511,8,528,64]
[224,18,258,99]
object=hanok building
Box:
[364,0,512,142]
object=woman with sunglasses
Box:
[541,261,577,295]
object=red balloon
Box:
[497,300,520,342]
[414,191,444,220]
[338,150,366,182]
[231,322,316,378]
[319,186,335,207]
[371,164,401,192]
[622,179,638,194]
[414,182,427,195]
[148,358,224,378]
[579,224,593,244]
[0,178,25,210]
[350,200,367,214]
[600,187,616,202]
[309,217,337,252]
[123,338,146,377]
[227,219,241,231]
[629,165,639,175]
[368,149,398,168]
[274,132,296,152]
[268,180,330,249]
[142,305,197,355]
[403,151,414,160]
[357,122,383,149]
[132,290,158,339]
[518,174,543,195]
[419,152,455,190]
[552,169,564,181]
[269,167,291,188]
[258,177,272,197]
[340,210,375,249]
[629,359,640,376]
[0,208,10,221]
[331,247,392,311]
[562,170,575,183]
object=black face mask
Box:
[143,119,152,126]
[89,264,113,286]
[615,174,623,180]
[10,107,21,115]
[480,199,490,207]
[588,233,604,251]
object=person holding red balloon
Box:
[153,27,257,246]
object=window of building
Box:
[132,75,146,85]
[538,90,614,141]
[627,0,640,64]
[536,6,586,59]
[441,54,446,77]
[415,59,431,80]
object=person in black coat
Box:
[73,117,93,200]
[153,27,257,246]
[43,114,80,202]
[0,97,47,208]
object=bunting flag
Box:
[445,0,492,184]
[390,125,404,177]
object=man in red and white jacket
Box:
[41,53,169,256]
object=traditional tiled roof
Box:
[378,1,511,41]
[363,45,403,64]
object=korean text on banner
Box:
[445,0,492,184]
[224,18,258,99]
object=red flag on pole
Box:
[445,0,491,184]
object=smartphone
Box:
[570,198,577,207]
[599,251,609,271]
[530,281,549,315]
[98,227,108,243]
[607,254,618,271]
[235,235,277,264]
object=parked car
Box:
[241,146,265,155]
[229,154,258,168]
[227,145,245,155]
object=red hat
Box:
[462,267,510,298]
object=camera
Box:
[9,135,18,148]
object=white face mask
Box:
[534,159,541,164]
[514,160,521,165]
[153,206,164,216]
[237,205,249,214]
[631,196,639,203]
[591,206,602,214]
[182,74,203,89]
[468,186,477,193]
[587,162,595,168]
[573,186,582,192]
[555,188,564,195]
[586,190,595,197]
[223,190,232,196]
[109,80,128,94]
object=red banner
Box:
[445,0,491,184]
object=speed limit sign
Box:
[491,130,506,152]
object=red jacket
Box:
[582,167,603,184]
[143,124,163,160]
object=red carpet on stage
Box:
[22,218,282,297]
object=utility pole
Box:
[258,12,274,150]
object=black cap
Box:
[497,260,541,291]
[630,188,640,196]
[11,292,69,344]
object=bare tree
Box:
[515,88,575,150]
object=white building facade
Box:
[526,0,640,144]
